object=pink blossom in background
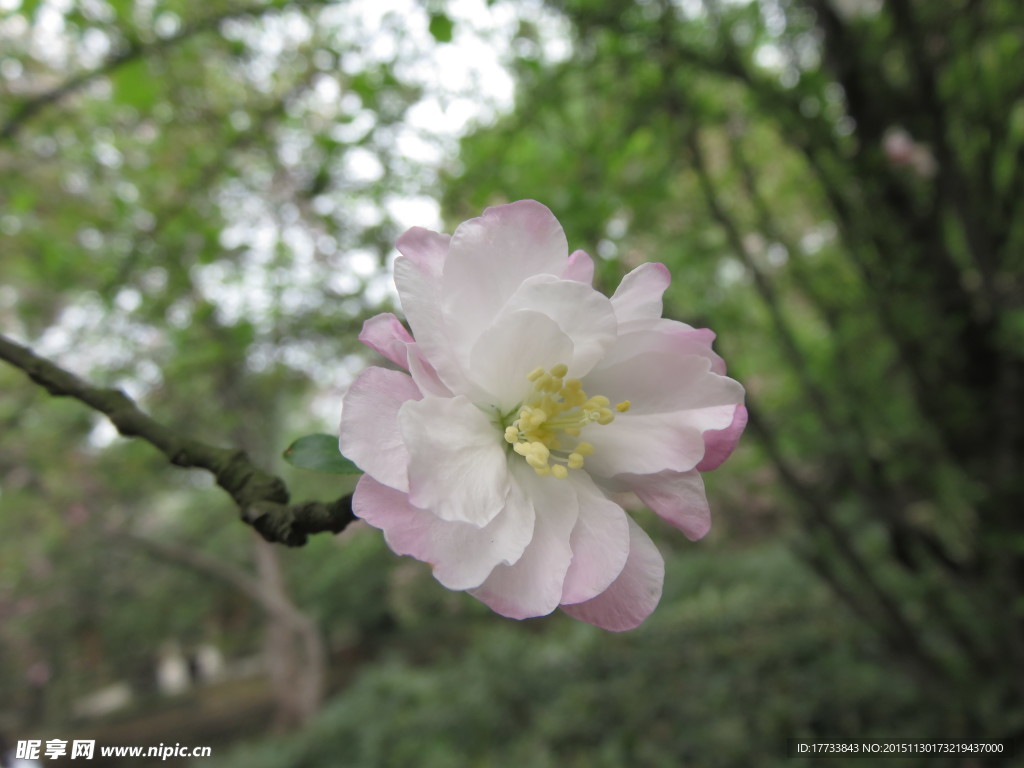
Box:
[883,126,938,179]
[340,200,745,631]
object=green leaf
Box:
[428,13,454,43]
[283,434,361,475]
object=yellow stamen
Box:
[503,365,625,479]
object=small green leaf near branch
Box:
[284,434,362,475]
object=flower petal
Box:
[599,321,727,375]
[560,473,630,605]
[396,226,450,277]
[697,404,748,471]
[562,249,595,284]
[584,350,743,416]
[339,367,421,492]
[610,262,671,331]
[406,346,453,398]
[467,310,574,411]
[582,411,727,477]
[359,313,414,369]
[497,275,618,377]
[442,200,568,335]
[399,395,510,526]
[561,515,664,631]
[358,313,452,396]
[470,463,580,619]
[353,474,535,591]
[620,469,711,541]
[394,255,467,394]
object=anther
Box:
[505,365,622,479]
[526,454,548,470]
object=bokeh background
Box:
[2,0,1022,765]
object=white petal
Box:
[399,395,510,526]
[560,473,630,605]
[339,367,421,492]
[354,475,535,591]
[470,463,580,619]
[467,310,574,411]
[394,256,474,395]
[407,346,453,398]
[584,350,743,416]
[582,414,704,476]
[583,407,738,477]
[610,262,671,331]
[441,200,568,337]
[562,515,664,632]
[600,321,727,374]
[497,275,618,376]
[431,474,534,589]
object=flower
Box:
[339,200,746,631]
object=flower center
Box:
[502,364,629,479]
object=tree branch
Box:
[684,126,843,441]
[0,332,355,545]
[742,402,940,674]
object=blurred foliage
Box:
[203,544,947,768]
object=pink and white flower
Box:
[340,200,745,631]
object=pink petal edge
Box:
[561,515,665,632]
[396,227,450,277]
[624,469,712,541]
[697,404,748,471]
[562,249,595,284]
[359,313,414,369]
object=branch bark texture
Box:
[0,332,354,545]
